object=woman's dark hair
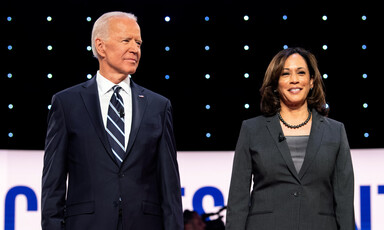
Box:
[259,47,329,116]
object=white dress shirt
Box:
[96,71,132,150]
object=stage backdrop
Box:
[0,149,383,230]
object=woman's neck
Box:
[279,102,312,136]
[279,102,309,123]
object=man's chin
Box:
[120,69,137,77]
[125,66,138,75]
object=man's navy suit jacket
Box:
[42,77,183,230]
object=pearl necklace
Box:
[278,109,312,129]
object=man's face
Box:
[97,17,142,76]
[191,212,206,230]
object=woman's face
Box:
[278,53,314,109]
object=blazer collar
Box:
[124,80,147,160]
[266,114,301,182]
[80,77,118,165]
[266,109,325,182]
[298,109,325,179]
[80,77,148,168]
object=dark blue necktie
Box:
[106,85,125,165]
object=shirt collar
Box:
[96,71,131,95]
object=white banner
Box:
[0,149,383,230]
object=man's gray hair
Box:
[91,11,137,58]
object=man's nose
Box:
[128,40,139,53]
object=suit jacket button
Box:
[119,173,125,178]
[293,192,299,197]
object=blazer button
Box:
[119,173,125,178]
[293,192,299,197]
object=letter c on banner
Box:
[192,186,224,216]
[4,186,38,230]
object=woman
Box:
[226,47,354,230]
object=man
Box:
[183,210,206,230]
[42,11,183,230]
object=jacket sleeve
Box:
[226,121,253,230]
[41,94,68,230]
[333,123,355,230]
[158,100,183,230]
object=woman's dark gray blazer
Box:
[226,110,355,230]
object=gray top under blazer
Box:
[286,135,309,173]
[226,110,355,230]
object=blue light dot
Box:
[86,17,92,22]
[47,73,53,79]
[7,73,12,78]
[362,73,368,79]
[8,132,14,138]
[87,74,92,79]
[282,15,288,20]
[7,16,12,22]
[283,45,288,49]
[165,16,170,22]
[244,104,250,109]
[165,74,170,80]
[47,16,52,22]
[8,45,13,50]
[322,15,327,21]
[322,45,328,50]
[205,74,210,79]
[323,74,328,79]
[48,105,52,110]
[362,44,367,50]
[362,15,367,21]
[47,45,53,51]
[364,132,369,138]
[325,103,329,109]
[206,133,211,138]
[8,104,13,109]
[363,103,368,108]
[244,73,249,79]
[87,46,92,51]
[244,15,249,21]
[205,104,211,110]
[205,16,210,21]
[165,46,170,51]
[205,45,210,51]
[244,45,249,51]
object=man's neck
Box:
[99,69,128,84]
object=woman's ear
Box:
[310,77,314,89]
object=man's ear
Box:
[95,38,106,58]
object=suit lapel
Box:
[298,110,325,179]
[80,77,119,166]
[124,80,147,160]
[266,115,301,182]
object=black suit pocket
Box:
[65,201,95,217]
[249,210,273,216]
[142,201,162,216]
[318,211,336,217]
